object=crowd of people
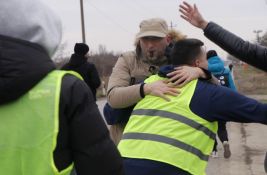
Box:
[0,0,266,175]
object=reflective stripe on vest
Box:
[0,70,81,175]
[118,75,218,175]
[123,132,209,161]
[132,109,216,140]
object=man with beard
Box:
[107,18,179,144]
[106,18,210,144]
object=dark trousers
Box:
[213,121,229,151]
[124,158,191,175]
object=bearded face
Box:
[139,36,169,64]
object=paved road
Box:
[247,95,267,101]
[206,122,267,175]
[96,98,267,175]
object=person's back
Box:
[118,39,216,175]
[119,76,217,175]
[62,43,101,101]
[0,1,124,175]
[118,39,267,175]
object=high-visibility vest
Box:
[118,75,218,175]
[0,70,81,175]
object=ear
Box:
[194,59,200,67]
[166,35,172,44]
[134,38,140,46]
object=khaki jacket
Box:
[107,51,161,108]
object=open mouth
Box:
[148,51,155,57]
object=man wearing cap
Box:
[0,0,124,175]
[106,18,179,144]
[62,43,101,101]
[106,18,210,145]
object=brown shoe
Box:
[223,141,231,159]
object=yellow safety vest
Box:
[0,70,81,175]
[118,75,218,175]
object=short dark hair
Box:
[206,50,217,59]
[170,38,204,66]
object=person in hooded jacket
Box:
[207,50,236,90]
[207,50,236,159]
[62,43,101,101]
[0,0,124,175]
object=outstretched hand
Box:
[179,1,208,29]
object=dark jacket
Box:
[0,35,124,175]
[204,22,267,72]
[62,54,101,101]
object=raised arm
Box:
[179,1,267,72]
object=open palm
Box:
[179,1,208,29]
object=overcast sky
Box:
[43,0,267,58]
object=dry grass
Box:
[233,64,267,95]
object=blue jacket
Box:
[208,56,236,90]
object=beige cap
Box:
[136,18,168,39]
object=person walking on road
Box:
[62,43,101,101]
[207,50,236,159]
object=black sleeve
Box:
[198,68,212,81]
[88,64,101,89]
[204,22,267,72]
[58,75,124,175]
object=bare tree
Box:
[227,54,241,65]
[98,44,108,55]
[53,41,69,67]
[259,31,267,47]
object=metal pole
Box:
[253,30,262,43]
[169,21,177,30]
[80,0,86,43]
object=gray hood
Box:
[0,0,62,57]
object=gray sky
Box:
[43,0,267,58]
